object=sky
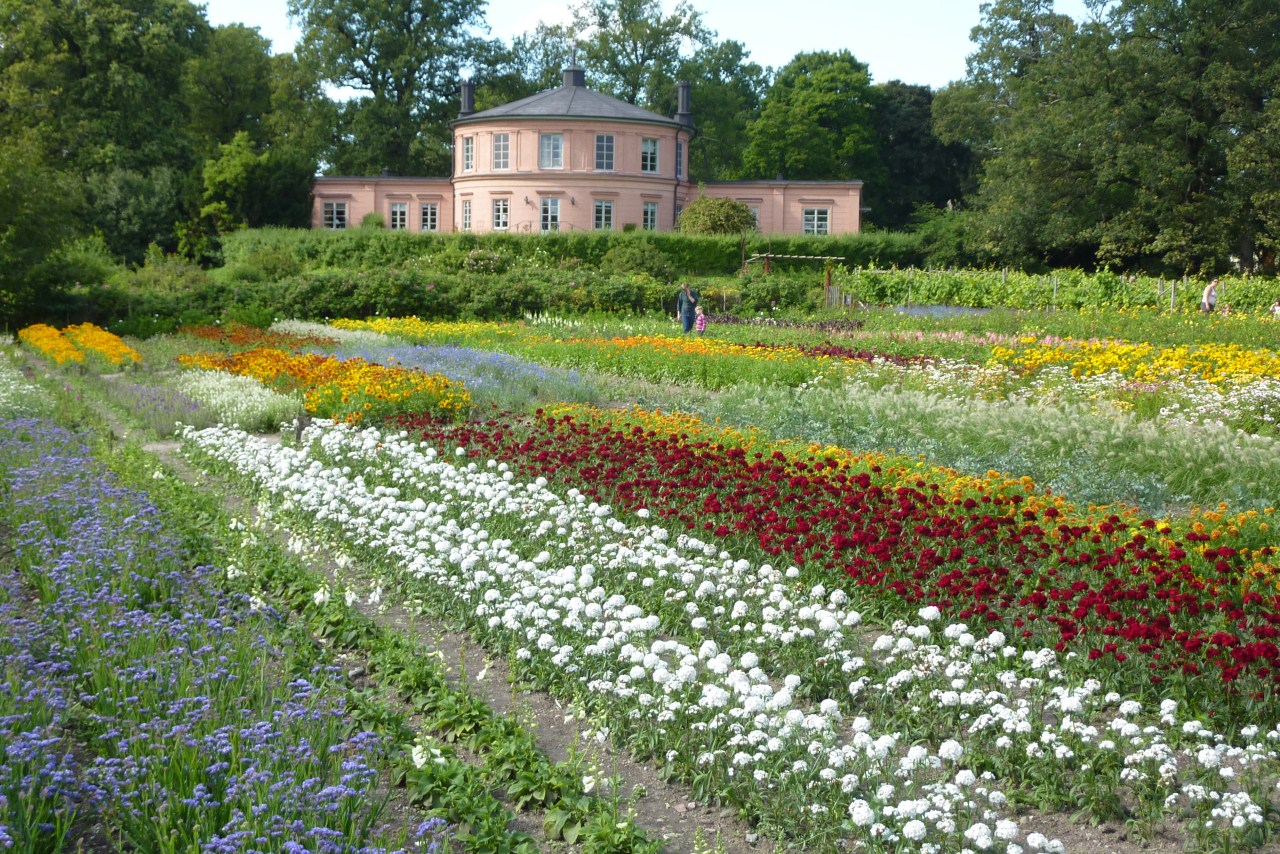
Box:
[203,0,1095,91]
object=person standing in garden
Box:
[677,282,701,333]
[694,305,707,335]
[1201,279,1218,314]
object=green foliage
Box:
[360,212,387,230]
[743,51,883,185]
[737,268,821,314]
[181,24,273,151]
[598,240,676,282]
[0,133,84,327]
[289,0,486,176]
[677,195,756,236]
[867,82,970,230]
[954,0,1280,272]
[572,0,712,107]
[219,227,927,278]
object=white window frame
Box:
[676,140,684,179]
[539,133,563,169]
[594,200,614,231]
[595,134,614,171]
[322,201,347,229]
[492,197,509,231]
[388,202,407,230]
[642,201,658,231]
[462,136,474,171]
[802,207,830,235]
[540,197,560,232]
[492,133,510,170]
[641,138,659,173]
[461,199,472,231]
[749,206,760,231]
[420,203,438,232]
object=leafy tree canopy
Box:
[678,194,757,235]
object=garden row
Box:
[0,348,683,853]
[10,317,1280,850]
[334,316,1280,510]
[180,412,1279,851]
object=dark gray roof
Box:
[456,71,681,128]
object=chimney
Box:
[563,66,586,88]
[458,79,475,117]
[675,80,692,126]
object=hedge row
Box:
[834,268,1280,312]
[219,227,925,276]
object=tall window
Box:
[594,200,614,231]
[492,133,509,170]
[802,207,830,235]
[420,203,438,232]
[641,138,659,173]
[595,134,614,171]
[322,202,347,229]
[675,140,684,179]
[642,201,658,231]
[539,133,563,169]
[674,204,683,229]
[540,197,559,232]
[389,202,407,230]
[749,207,760,231]
[492,198,509,231]
[461,199,472,231]
[462,136,474,171]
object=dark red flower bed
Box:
[396,411,1280,716]
[737,340,931,366]
[181,322,336,350]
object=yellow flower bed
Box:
[64,323,141,367]
[991,339,1280,388]
[18,324,84,366]
[179,348,470,424]
[19,322,140,369]
[548,402,1076,517]
[334,317,515,341]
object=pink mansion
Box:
[312,68,863,236]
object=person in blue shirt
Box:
[676,283,701,333]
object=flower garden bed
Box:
[7,307,1280,852]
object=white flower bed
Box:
[271,319,391,347]
[172,369,304,432]
[183,418,1280,851]
[0,350,51,417]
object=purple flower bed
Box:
[326,343,597,404]
[0,418,448,854]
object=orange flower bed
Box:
[179,348,470,424]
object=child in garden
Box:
[694,305,707,335]
[1201,279,1218,313]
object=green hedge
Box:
[220,227,926,276]
[832,267,1280,313]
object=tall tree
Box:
[742,51,882,186]
[493,23,577,104]
[867,81,970,229]
[181,24,274,153]
[0,0,211,261]
[572,0,711,108]
[288,0,487,175]
[647,40,766,181]
[957,0,1280,271]
[0,0,209,170]
[0,132,82,326]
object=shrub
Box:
[678,195,757,235]
[599,240,675,282]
